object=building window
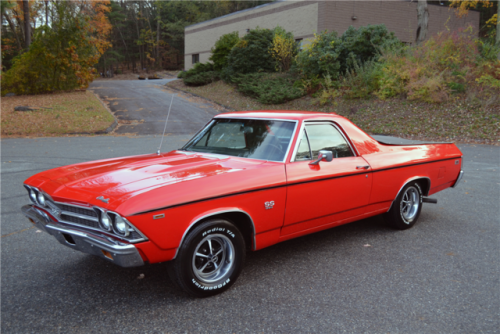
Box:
[192,54,199,64]
[295,38,303,51]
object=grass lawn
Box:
[167,80,500,145]
[1,91,115,137]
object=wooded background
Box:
[1,0,272,74]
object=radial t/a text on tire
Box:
[167,219,245,297]
[386,181,423,230]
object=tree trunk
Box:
[416,0,428,45]
[45,0,49,26]
[497,1,499,60]
[156,16,161,69]
[135,3,143,70]
[3,13,23,50]
[23,0,31,49]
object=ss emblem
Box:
[264,201,275,210]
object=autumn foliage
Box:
[1,1,111,96]
[269,26,296,72]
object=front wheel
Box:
[386,181,423,230]
[167,219,245,297]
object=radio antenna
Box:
[157,94,176,155]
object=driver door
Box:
[282,122,372,235]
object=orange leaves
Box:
[449,0,494,18]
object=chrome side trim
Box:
[387,176,431,212]
[173,209,257,259]
[452,170,464,188]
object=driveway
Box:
[89,79,222,135]
[1,136,499,333]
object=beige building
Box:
[184,0,479,70]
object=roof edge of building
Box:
[185,0,288,30]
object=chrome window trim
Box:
[291,121,358,162]
[180,117,299,163]
[290,121,306,162]
[173,209,256,259]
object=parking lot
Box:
[1,135,499,333]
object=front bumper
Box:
[21,205,144,267]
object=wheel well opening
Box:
[197,212,254,251]
[416,178,430,196]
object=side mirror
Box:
[309,150,334,165]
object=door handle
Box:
[356,165,370,170]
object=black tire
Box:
[386,181,423,230]
[167,219,245,298]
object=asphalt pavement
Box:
[1,134,499,333]
[89,79,222,135]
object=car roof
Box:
[214,110,340,121]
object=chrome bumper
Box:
[452,170,464,188]
[21,205,144,267]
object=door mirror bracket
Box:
[309,150,334,165]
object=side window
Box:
[305,124,354,159]
[295,129,312,161]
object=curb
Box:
[90,90,119,133]
[164,82,236,112]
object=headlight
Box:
[29,189,37,204]
[99,212,112,231]
[113,215,129,237]
[37,192,46,206]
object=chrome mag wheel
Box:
[400,186,420,223]
[192,234,235,284]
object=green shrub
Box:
[477,41,500,62]
[177,70,187,78]
[182,62,220,86]
[210,32,240,71]
[339,25,401,73]
[232,73,304,104]
[183,71,220,86]
[225,28,277,76]
[342,59,384,99]
[295,31,342,79]
[295,25,401,80]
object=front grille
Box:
[57,204,97,217]
[36,199,146,242]
[61,214,100,229]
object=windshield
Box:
[182,118,296,162]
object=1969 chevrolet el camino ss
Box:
[22,111,464,297]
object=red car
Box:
[22,111,463,297]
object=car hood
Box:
[26,151,286,216]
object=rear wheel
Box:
[167,219,245,297]
[386,181,423,230]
